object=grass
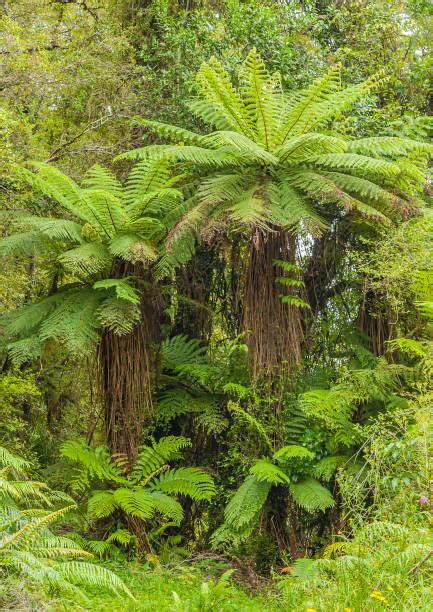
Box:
[54,560,284,611]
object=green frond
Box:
[151,436,192,462]
[60,440,125,490]
[228,187,267,227]
[289,478,335,512]
[57,561,135,599]
[274,445,315,462]
[276,133,347,161]
[313,456,348,480]
[108,233,157,262]
[96,296,140,335]
[113,488,155,520]
[227,401,272,452]
[106,529,135,546]
[194,56,255,137]
[239,48,281,150]
[152,467,215,501]
[82,164,123,197]
[308,70,386,131]
[224,475,271,531]
[197,173,248,207]
[93,279,140,304]
[0,447,30,472]
[267,181,327,235]
[131,436,191,483]
[58,242,112,276]
[310,153,401,179]
[20,216,84,243]
[0,505,75,549]
[278,64,342,142]
[162,334,207,368]
[203,131,278,164]
[132,117,206,145]
[0,231,51,258]
[19,163,84,220]
[144,490,184,524]
[249,459,290,485]
[347,136,433,157]
[7,336,42,366]
[3,293,62,339]
[79,189,127,238]
[87,491,117,519]
[38,288,101,353]
[117,144,236,168]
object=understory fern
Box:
[0,446,134,603]
[61,437,215,539]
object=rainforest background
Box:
[0,0,432,610]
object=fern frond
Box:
[224,475,271,531]
[132,117,206,145]
[151,467,215,501]
[250,459,290,484]
[87,491,117,519]
[227,401,272,452]
[96,296,141,335]
[289,478,335,512]
[57,561,135,599]
[93,279,140,304]
[162,335,207,369]
[194,56,255,137]
[274,445,315,462]
[82,164,123,197]
[58,242,112,276]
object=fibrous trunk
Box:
[243,228,303,380]
[98,264,161,465]
[357,287,395,357]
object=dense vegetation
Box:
[1,1,432,609]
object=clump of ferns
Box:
[0,446,134,603]
[60,436,215,552]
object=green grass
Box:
[55,561,284,611]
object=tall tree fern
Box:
[119,49,431,378]
[0,161,183,461]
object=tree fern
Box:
[1,160,178,365]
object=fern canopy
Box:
[119,48,430,271]
[0,161,182,362]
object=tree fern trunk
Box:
[243,228,303,380]
[357,286,395,357]
[98,263,161,465]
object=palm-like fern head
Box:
[119,49,432,261]
[0,446,133,603]
[0,161,183,363]
[61,436,215,527]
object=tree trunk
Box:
[98,264,161,465]
[243,228,304,380]
[357,286,395,357]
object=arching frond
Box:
[82,164,123,197]
[249,460,290,485]
[58,242,112,276]
[132,117,206,145]
[194,56,255,137]
[289,478,335,512]
[151,467,215,501]
[224,475,271,531]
